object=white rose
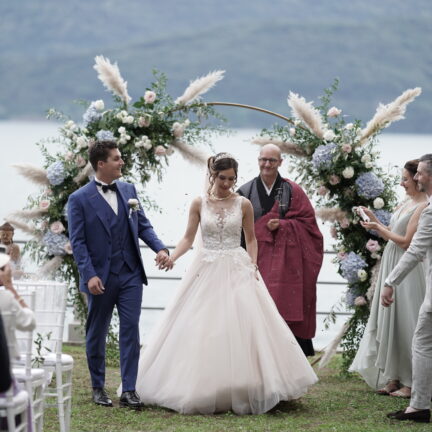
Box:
[361,155,371,165]
[323,129,336,141]
[357,269,368,281]
[93,100,104,111]
[116,112,124,120]
[76,136,88,149]
[118,126,126,134]
[184,119,190,127]
[123,115,134,124]
[289,127,296,136]
[173,124,185,138]
[65,120,76,130]
[373,197,385,209]
[327,106,342,117]
[342,166,355,179]
[144,90,157,104]
[365,162,373,169]
[143,141,152,150]
[345,123,354,130]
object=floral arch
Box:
[8,56,421,371]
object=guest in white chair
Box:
[0,250,35,360]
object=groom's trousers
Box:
[410,307,432,410]
[86,265,143,391]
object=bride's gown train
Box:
[134,195,318,414]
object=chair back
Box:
[14,281,68,361]
[0,308,17,362]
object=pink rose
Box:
[144,91,157,104]
[39,200,50,210]
[341,143,352,153]
[317,186,329,196]
[327,106,342,117]
[154,145,166,156]
[76,155,86,168]
[329,175,341,185]
[366,239,381,253]
[340,218,350,229]
[337,252,347,260]
[50,221,65,234]
[354,296,367,306]
[138,116,151,127]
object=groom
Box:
[68,140,170,409]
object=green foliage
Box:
[261,81,402,372]
[32,331,52,367]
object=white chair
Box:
[0,310,30,432]
[0,386,30,432]
[12,288,46,432]
[14,280,73,432]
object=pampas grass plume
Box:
[252,137,306,157]
[12,164,49,185]
[170,140,208,166]
[175,70,225,105]
[315,207,347,223]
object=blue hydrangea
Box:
[355,172,385,199]
[82,104,101,127]
[340,252,367,284]
[43,231,69,256]
[311,143,337,171]
[369,209,393,236]
[345,286,361,307]
[46,161,65,185]
[96,130,115,142]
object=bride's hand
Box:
[159,257,175,271]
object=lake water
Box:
[1,120,431,349]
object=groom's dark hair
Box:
[89,140,118,171]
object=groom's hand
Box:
[381,284,394,307]
[155,250,170,270]
[88,276,105,295]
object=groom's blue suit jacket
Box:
[67,180,166,293]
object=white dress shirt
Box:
[95,177,118,215]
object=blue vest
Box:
[107,194,140,275]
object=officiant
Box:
[238,144,323,356]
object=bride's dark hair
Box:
[207,153,238,194]
[404,159,420,183]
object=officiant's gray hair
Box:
[89,140,119,171]
[419,154,432,175]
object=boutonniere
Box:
[128,198,139,218]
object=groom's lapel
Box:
[116,182,138,237]
[86,181,111,236]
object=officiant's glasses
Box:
[258,157,280,164]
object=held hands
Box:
[381,285,394,307]
[155,250,174,271]
[266,219,280,232]
[88,276,105,295]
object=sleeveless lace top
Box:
[200,195,243,250]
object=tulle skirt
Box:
[135,247,318,414]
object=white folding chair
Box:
[12,288,46,432]
[0,310,30,432]
[14,280,73,432]
[0,387,30,432]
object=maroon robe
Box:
[255,179,323,339]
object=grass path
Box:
[42,345,429,431]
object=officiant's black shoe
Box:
[92,388,113,407]
[387,409,430,423]
[119,391,144,410]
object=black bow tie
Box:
[95,181,117,193]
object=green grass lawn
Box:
[42,345,429,432]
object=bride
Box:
[134,153,318,414]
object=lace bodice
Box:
[200,195,243,250]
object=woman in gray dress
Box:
[350,159,428,398]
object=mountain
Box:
[1,0,431,131]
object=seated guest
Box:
[0,249,35,360]
[0,314,12,392]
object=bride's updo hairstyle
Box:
[207,152,238,194]
[404,159,420,184]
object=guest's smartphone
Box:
[358,207,370,222]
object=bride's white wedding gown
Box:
[134,195,318,414]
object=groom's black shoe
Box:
[387,409,430,423]
[92,388,113,407]
[119,391,144,410]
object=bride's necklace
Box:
[210,191,233,201]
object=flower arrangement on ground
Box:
[255,79,421,371]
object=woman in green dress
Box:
[350,159,428,398]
